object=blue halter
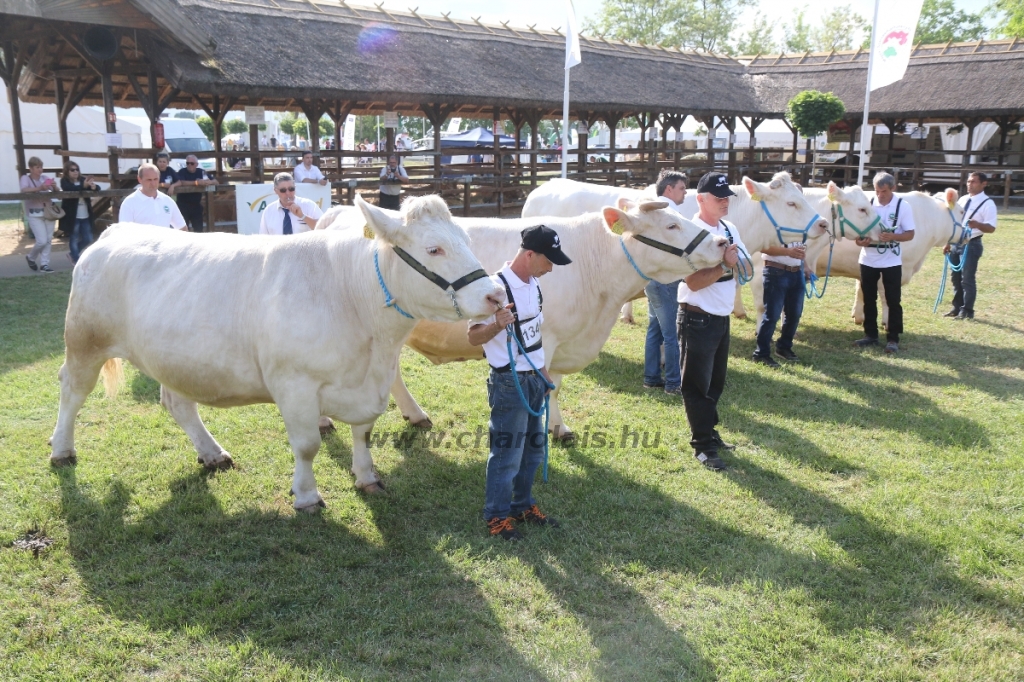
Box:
[759,200,822,246]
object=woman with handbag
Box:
[59,161,98,263]
[19,156,60,273]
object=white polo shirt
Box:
[677,215,747,317]
[294,163,325,183]
[473,263,545,372]
[118,189,186,229]
[860,196,915,269]
[958,191,997,240]
[258,197,323,235]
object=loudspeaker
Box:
[82,27,118,62]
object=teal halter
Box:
[831,204,881,239]
[758,200,822,245]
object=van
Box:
[119,117,217,174]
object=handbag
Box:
[42,201,65,221]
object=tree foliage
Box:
[915,0,987,44]
[993,0,1024,38]
[585,0,751,53]
[783,11,812,53]
[195,115,215,141]
[736,16,778,55]
[786,90,846,138]
[225,118,249,135]
[812,5,868,52]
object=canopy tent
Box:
[440,127,518,149]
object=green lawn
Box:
[1,212,1022,681]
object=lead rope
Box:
[374,249,415,319]
[933,209,970,313]
[802,232,836,300]
[504,326,556,482]
[722,224,754,285]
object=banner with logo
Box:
[234,183,332,235]
[868,0,924,91]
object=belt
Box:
[764,261,801,272]
[680,302,709,315]
[490,364,535,375]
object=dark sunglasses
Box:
[277,186,297,193]
[186,161,197,166]
[69,168,80,172]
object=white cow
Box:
[521,177,655,218]
[49,196,504,511]
[735,189,966,324]
[321,198,729,441]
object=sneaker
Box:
[39,264,55,273]
[513,505,561,528]
[487,516,523,541]
[695,452,726,471]
[643,381,665,390]
[853,337,879,348]
[943,309,960,318]
[26,256,38,271]
[751,354,780,368]
[884,341,899,354]
[776,348,800,362]
[664,386,682,396]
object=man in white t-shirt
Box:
[379,155,409,210]
[854,172,915,354]
[644,170,688,395]
[259,173,323,235]
[118,163,187,230]
[468,225,571,541]
[943,171,997,320]
[676,172,742,471]
[293,151,327,185]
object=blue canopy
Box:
[440,127,518,149]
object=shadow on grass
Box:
[54,465,549,681]
[0,273,71,377]
[130,371,161,403]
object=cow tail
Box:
[100,358,124,397]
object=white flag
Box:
[868,0,924,91]
[565,0,581,69]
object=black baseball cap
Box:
[696,172,736,198]
[521,225,572,265]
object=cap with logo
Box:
[521,225,572,265]
[696,172,736,198]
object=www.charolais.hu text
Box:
[365,425,662,449]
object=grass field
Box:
[1,212,1022,681]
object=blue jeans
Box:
[644,280,681,390]
[483,370,548,521]
[754,266,804,358]
[69,217,93,263]
[950,238,984,315]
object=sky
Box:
[378,0,997,40]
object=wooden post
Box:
[3,41,28,177]
[249,124,261,183]
[493,108,502,216]
[100,64,119,186]
[463,178,472,217]
[577,118,588,178]
[1004,171,1012,209]
[705,117,716,169]
[54,78,70,154]
[205,185,215,233]
[960,119,978,195]
[528,110,540,188]
[723,117,736,182]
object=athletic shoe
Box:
[695,452,727,471]
[853,337,879,348]
[664,386,682,396]
[884,341,899,354]
[487,517,523,541]
[643,381,665,390]
[39,264,55,273]
[751,354,780,368]
[776,348,800,362]
[26,256,37,271]
[513,505,560,528]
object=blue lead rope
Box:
[374,248,415,319]
[933,209,971,313]
[504,327,556,482]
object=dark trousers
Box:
[949,238,984,315]
[677,306,730,454]
[754,266,804,358]
[860,263,903,343]
[379,192,401,210]
[179,201,204,233]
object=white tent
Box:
[1,88,142,194]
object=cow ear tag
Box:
[363,224,375,239]
[610,220,625,235]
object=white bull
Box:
[735,188,965,324]
[49,196,503,511]
[320,199,728,441]
[521,177,655,218]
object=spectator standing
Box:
[20,156,58,272]
[643,169,688,395]
[854,172,915,354]
[676,172,743,471]
[59,161,99,264]
[944,171,997,320]
[119,163,187,230]
[259,173,323,235]
[175,154,217,233]
[154,153,178,194]
[294,151,328,185]
[378,154,409,210]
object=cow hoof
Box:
[550,430,576,446]
[620,316,635,325]
[295,498,327,514]
[198,454,234,471]
[50,452,77,467]
[319,422,337,437]
[404,416,433,430]
[356,479,387,495]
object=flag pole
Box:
[857,0,881,189]
[561,68,570,179]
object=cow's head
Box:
[742,172,830,244]
[602,198,727,281]
[357,195,504,321]
[825,181,882,241]
[937,187,968,241]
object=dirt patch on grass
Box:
[11,530,55,557]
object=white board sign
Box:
[384,111,399,129]
[245,106,266,125]
[105,133,123,148]
[234,183,332,235]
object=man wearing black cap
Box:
[468,225,572,541]
[677,172,742,471]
